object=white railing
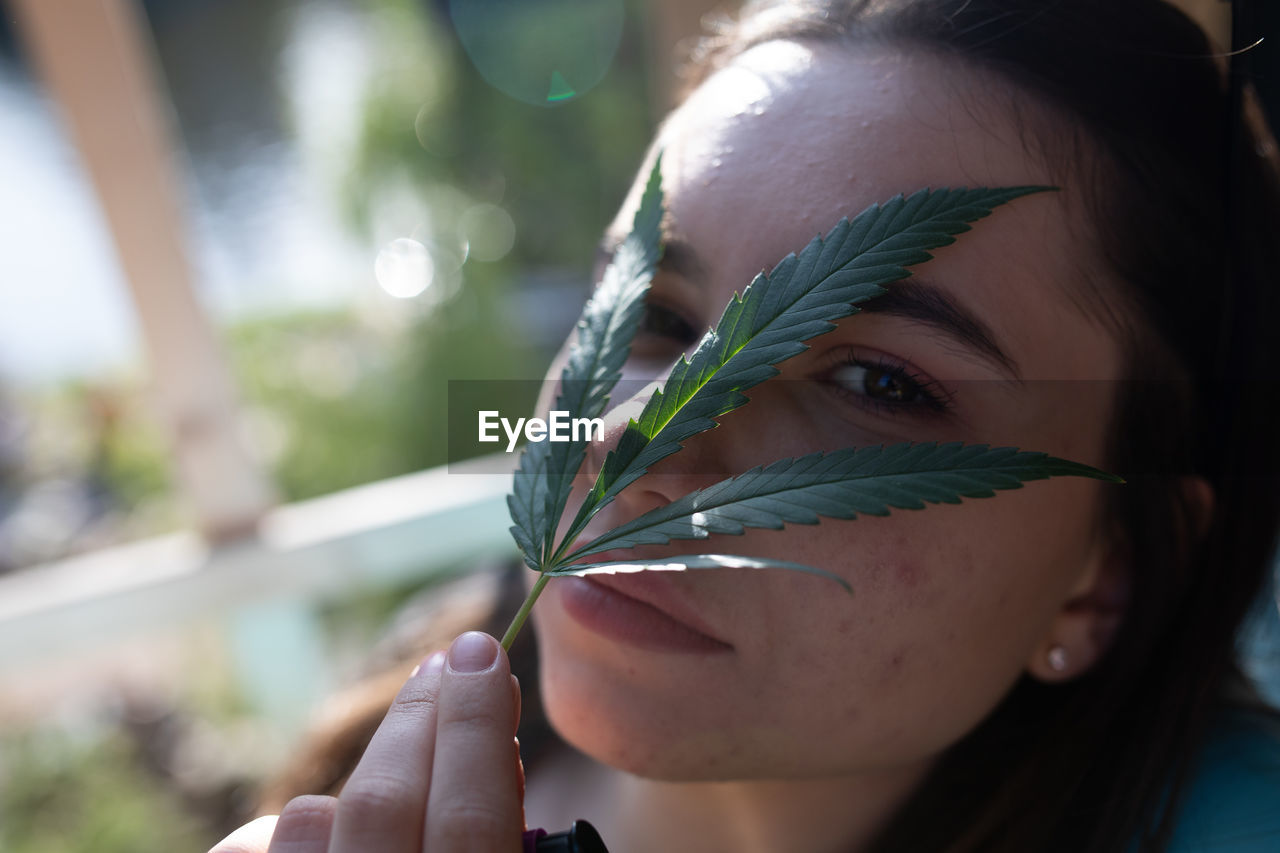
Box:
[0,458,517,730]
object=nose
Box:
[580,377,731,523]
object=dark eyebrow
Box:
[858,278,1021,381]
[593,239,1015,378]
[594,234,708,284]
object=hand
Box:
[209,631,525,853]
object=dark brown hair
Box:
[685,1,1280,850]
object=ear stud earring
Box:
[1047,645,1069,673]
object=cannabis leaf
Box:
[554,186,1051,555]
[565,443,1122,562]
[507,156,665,569]
[497,171,1118,652]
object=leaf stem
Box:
[501,572,552,651]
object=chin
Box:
[537,652,829,782]
[537,653,730,779]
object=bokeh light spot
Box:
[450,0,624,106]
[374,238,435,298]
[459,204,516,262]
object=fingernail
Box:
[411,650,445,679]
[448,632,499,673]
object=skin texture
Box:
[525,42,1133,851]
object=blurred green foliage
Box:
[344,0,654,266]
[237,0,654,500]
[0,731,211,853]
[25,0,657,513]
[226,292,536,501]
[0,2,658,850]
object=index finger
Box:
[327,650,446,853]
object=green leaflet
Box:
[556,186,1051,554]
[566,443,1124,561]
[506,156,665,568]
[541,553,851,592]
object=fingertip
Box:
[411,650,446,681]
[447,631,502,674]
[207,814,279,853]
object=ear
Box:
[1026,475,1215,683]
[1026,529,1133,683]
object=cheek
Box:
[737,488,1097,759]
[530,478,1102,778]
[741,529,981,750]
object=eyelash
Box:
[638,303,952,418]
[820,350,954,417]
[638,301,701,346]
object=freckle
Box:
[895,561,922,590]
[876,651,906,687]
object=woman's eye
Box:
[824,355,952,416]
[831,363,921,403]
[639,302,700,346]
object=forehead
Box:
[610,40,1118,381]
[635,41,1059,267]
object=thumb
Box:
[424,632,524,851]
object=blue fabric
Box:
[1163,709,1280,851]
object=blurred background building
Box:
[0,1,1274,851]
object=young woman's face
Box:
[530,42,1126,782]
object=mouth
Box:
[552,548,735,654]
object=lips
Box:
[555,548,735,654]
